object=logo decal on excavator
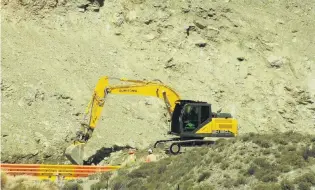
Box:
[119,89,138,92]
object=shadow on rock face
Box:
[83,145,133,165]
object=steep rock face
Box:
[1,0,315,163]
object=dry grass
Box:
[1,170,8,189]
[62,180,83,190]
[4,175,58,190]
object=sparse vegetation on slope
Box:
[88,132,315,190]
[2,175,59,190]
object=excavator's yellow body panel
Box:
[195,118,238,136]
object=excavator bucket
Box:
[65,143,85,165]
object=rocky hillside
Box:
[1,0,315,163]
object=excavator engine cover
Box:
[65,143,85,165]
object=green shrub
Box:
[128,163,156,178]
[262,149,271,155]
[197,172,211,182]
[278,145,286,152]
[277,164,291,173]
[253,182,281,190]
[212,154,223,163]
[246,158,280,182]
[215,139,229,146]
[223,180,233,188]
[302,145,315,160]
[298,182,311,190]
[286,145,296,152]
[62,181,83,190]
[111,181,126,190]
[279,151,305,169]
[220,161,229,170]
[259,173,278,183]
[195,183,215,190]
[90,181,108,190]
[253,158,272,168]
[233,163,243,169]
[239,150,246,156]
[179,179,194,190]
[253,137,272,148]
[241,132,256,142]
[223,173,231,179]
[280,179,294,190]
[126,178,146,189]
[273,137,289,145]
[294,172,315,185]
[234,176,246,186]
[286,131,310,143]
[99,172,113,181]
[274,152,281,158]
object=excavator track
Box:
[154,139,216,155]
[0,163,120,181]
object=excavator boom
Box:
[65,76,181,165]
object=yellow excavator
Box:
[65,76,238,165]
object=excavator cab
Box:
[170,100,210,137]
[170,100,237,139]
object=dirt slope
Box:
[1,0,315,163]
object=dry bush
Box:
[90,181,108,190]
[241,133,272,148]
[197,172,210,182]
[276,164,291,173]
[62,181,83,190]
[262,149,271,155]
[302,144,315,160]
[246,158,280,183]
[223,180,233,188]
[252,137,272,148]
[5,175,58,190]
[241,131,312,148]
[241,132,255,142]
[253,182,281,190]
[278,150,306,169]
[194,183,215,190]
[280,179,294,190]
[220,161,229,170]
[233,176,246,186]
[294,172,315,190]
[1,171,8,189]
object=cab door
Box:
[180,103,211,136]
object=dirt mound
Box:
[1,0,315,163]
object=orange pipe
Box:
[0,163,120,181]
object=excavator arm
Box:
[65,76,181,165]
